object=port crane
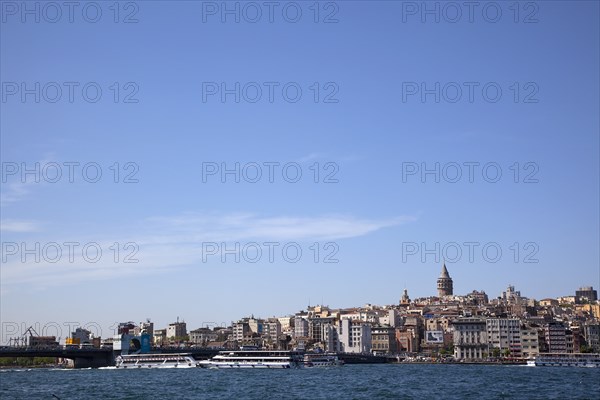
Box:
[8,326,40,347]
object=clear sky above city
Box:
[1,1,599,339]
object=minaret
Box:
[437,263,453,297]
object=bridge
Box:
[0,347,114,368]
[0,347,221,368]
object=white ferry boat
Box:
[115,353,197,369]
[198,350,304,369]
[526,353,600,367]
[304,353,344,367]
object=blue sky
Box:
[1,1,599,339]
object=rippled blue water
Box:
[1,364,599,399]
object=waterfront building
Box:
[421,330,446,356]
[308,317,337,343]
[398,315,423,353]
[321,323,339,352]
[536,327,548,353]
[486,318,522,358]
[544,322,567,353]
[396,327,418,353]
[437,263,453,297]
[338,318,372,353]
[451,318,487,360]
[566,328,575,353]
[520,325,540,359]
[371,325,397,354]
[583,323,600,352]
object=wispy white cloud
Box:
[0,212,417,288]
[0,181,34,206]
[296,153,325,163]
[0,219,43,233]
[1,153,58,207]
[145,213,413,242]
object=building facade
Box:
[452,318,487,360]
[294,317,309,339]
[338,318,372,353]
[583,323,600,352]
[153,329,166,346]
[263,319,282,340]
[138,320,154,340]
[486,318,522,358]
[232,320,250,342]
[189,328,218,345]
[576,286,598,303]
[396,327,418,353]
[545,322,567,353]
[520,325,540,359]
[167,322,187,339]
[371,325,397,354]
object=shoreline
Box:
[0,362,528,369]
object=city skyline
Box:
[1,261,596,343]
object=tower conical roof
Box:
[440,263,450,278]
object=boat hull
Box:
[115,353,197,369]
[198,350,303,369]
[198,361,293,369]
[527,353,600,367]
[116,364,196,369]
[303,354,344,367]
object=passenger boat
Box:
[115,353,197,368]
[198,350,304,369]
[526,353,600,367]
[304,353,344,367]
